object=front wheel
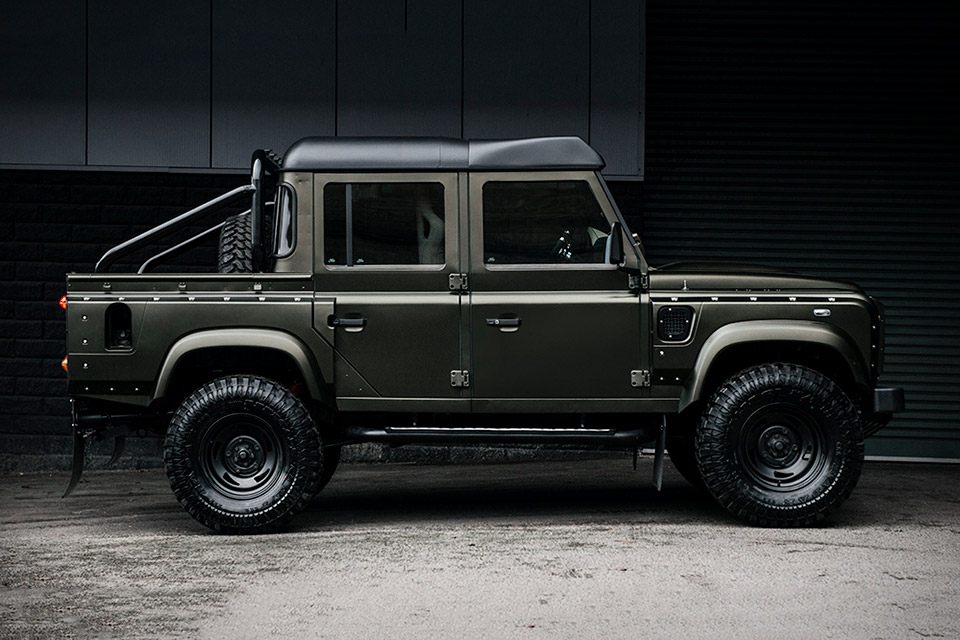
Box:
[164,376,323,534]
[696,363,864,527]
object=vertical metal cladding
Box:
[640,0,960,458]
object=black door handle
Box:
[486,317,521,327]
[329,316,367,328]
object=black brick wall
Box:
[0,170,247,471]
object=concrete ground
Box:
[0,455,958,640]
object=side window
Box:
[323,182,445,266]
[482,180,610,265]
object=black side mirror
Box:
[605,221,624,265]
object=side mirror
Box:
[604,221,624,265]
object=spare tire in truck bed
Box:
[218,214,253,273]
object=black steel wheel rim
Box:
[736,402,833,492]
[197,412,287,501]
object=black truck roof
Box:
[280,136,604,172]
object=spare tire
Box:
[218,214,253,273]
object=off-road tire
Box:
[665,411,706,490]
[218,214,253,273]
[696,363,864,527]
[164,376,322,534]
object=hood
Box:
[650,261,864,293]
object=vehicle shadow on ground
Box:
[293,464,729,531]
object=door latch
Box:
[328,316,367,328]
[450,370,470,388]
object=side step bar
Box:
[343,425,655,447]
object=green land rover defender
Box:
[63,137,904,533]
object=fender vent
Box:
[658,306,693,341]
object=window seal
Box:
[272,183,297,259]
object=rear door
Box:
[312,173,464,406]
[467,172,645,409]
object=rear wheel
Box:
[696,363,864,527]
[164,376,322,533]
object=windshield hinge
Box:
[628,273,648,291]
[450,370,471,388]
[630,370,651,388]
[449,273,469,292]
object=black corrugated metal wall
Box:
[641,0,960,458]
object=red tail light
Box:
[61,356,68,373]
[59,295,68,310]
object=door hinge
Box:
[448,273,469,291]
[628,273,649,291]
[630,370,651,388]
[450,370,470,388]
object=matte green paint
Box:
[65,164,886,425]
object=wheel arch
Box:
[679,320,869,412]
[152,328,335,410]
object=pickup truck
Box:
[62,137,904,533]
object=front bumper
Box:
[873,387,905,414]
[861,387,905,437]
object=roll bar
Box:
[94,150,281,273]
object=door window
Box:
[324,182,445,266]
[482,180,610,265]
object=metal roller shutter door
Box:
[640,0,960,459]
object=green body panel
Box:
[65,273,331,406]
[469,291,642,399]
[324,291,462,398]
[65,166,880,420]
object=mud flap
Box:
[63,423,91,498]
[106,435,126,467]
[652,415,666,491]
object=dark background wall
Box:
[0,0,644,178]
[638,0,960,459]
[1,0,958,467]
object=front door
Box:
[313,173,464,403]
[467,172,645,408]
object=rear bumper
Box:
[873,387,905,414]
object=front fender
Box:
[679,320,868,411]
[152,328,334,407]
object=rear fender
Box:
[153,328,334,407]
